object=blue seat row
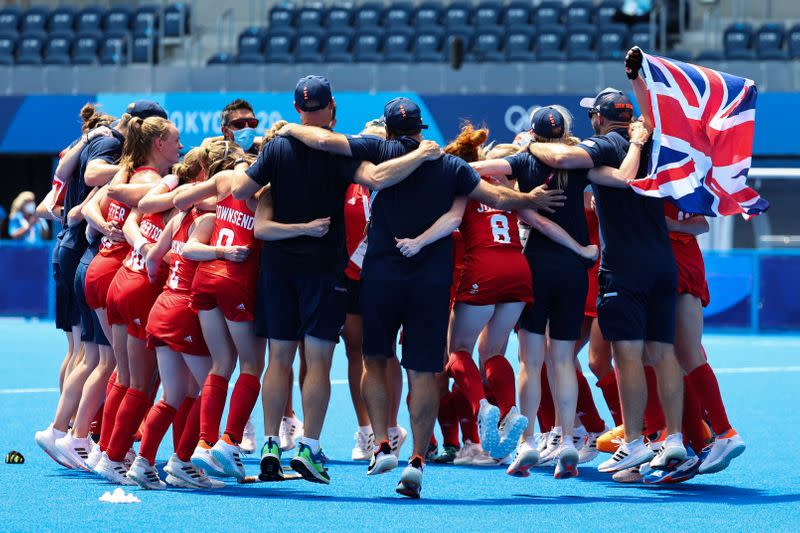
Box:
[0,4,189,38]
[0,31,158,65]
[724,22,800,60]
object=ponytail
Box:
[120,116,171,173]
[79,103,115,133]
[444,122,489,163]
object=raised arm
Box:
[468,179,566,213]
[182,214,250,263]
[625,47,655,131]
[395,196,468,258]
[145,213,180,283]
[587,122,651,187]
[471,158,513,177]
[518,209,598,261]
[528,143,594,170]
[254,188,331,241]
[174,177,218,211]
[666,214,709,236]
[352,140,443,191]
[279,123,353,156]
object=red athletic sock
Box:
[138,400,177,466]
[643,366,666,436]
[484,355,516,419]
[437,391,460,448]
[224,373,261,443]
[452,385,480,443]
[688,362,732,435]
[596,372,623,426]
[176,396,202,462]
[106,388,152,463]
[98,382,128,451]
[446,351,484,417]
[682,377,707,451]
[576,369,606,432]
[538,364,555,433]
[200,373,229,445]
[172,397,196,449]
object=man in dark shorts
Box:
[279,96,565,498]
[528,87,687,475]
[231,76,445,485]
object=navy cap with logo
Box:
[530,106,565,139]
[579,87,634,123]
[126,100,168,120]
[294,75,333,112]
[383,97,428,133]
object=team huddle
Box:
[33,48,745,499]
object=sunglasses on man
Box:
[227,117,259,130]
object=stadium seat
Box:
[414,28,445,62]
[474,1,501,28]
[0,7,21,34]
[207,52,234,64]
[164,3,191,37]
[789,24,800,59]
[48,7,76,34]
[353,30,383,62]
[104,6,133,34]
[471,27,504,62]
[694,49,724,61]
[0,33,17,65]
[596,0,623,26]
[325,5,353,30]
[414,2,442,30]
[134,5,159,36]
[444,2,472,29]
[16,33,44,65]
[755,23,788,60]
[628,22,655,49]
[723,22,754,59]
[22,7,48,34]
[44,32,73,65]
[297,5,324,29]
[324,29,354,62]
[383,28,413,62]
[354,2,382,29]
[269,4,295,29]
[100,31,128,64]
[566,24,597,60]
[597,23,626,60]
[534,2,564,26]
[264,29,294,63]
[535,27,566,61]
[505,27,534,61]
[72,32,101,64]
[294,29,324,63]
[383,3,413,29]
[76,7,104,35]
[565,1,594,26]
[132,32,158,63]
[238,27,265,57]
[504,1,532,28]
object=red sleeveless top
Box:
[197,194,261,281]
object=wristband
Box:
[631,141,645,148]
[133,236,148,255]
[234,158,250,168]
[161,174,179,191]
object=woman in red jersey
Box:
[173,139,265,480]
[93,116,183,484]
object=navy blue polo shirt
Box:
[61,131,125,251]
[246,136,361,275]
[347,135,480,283]
[505,150,590,270]
[578,128,675,275]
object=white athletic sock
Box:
[524,436,537,448]
[625,436,645,450]
[301,437,320,453]
[358,425,373,435]
[52,427,67,439]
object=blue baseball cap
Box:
[383,97,428,133]
[294,75,333,112]
[530,106,565,139]
[579,87,634,122]
[126,100,168,120]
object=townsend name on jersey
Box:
[216,205,255,230]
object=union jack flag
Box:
[630,53,769,218]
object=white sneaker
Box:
[86,441,103,470]
[93,452,135,485]
[352,428,374,461]
[470,445,498,467]
[367,441,398,475]
[506,439,540,477]
[34,424,73,469]
[388,426,408,458]
[649,433,687,469]
[612,467,643,483]
[279,416,303,452]
[241,418,257,455]
[597,437,655,473]
[537,428,562,466]
[191,444,226,477]
[477,399,501,457]
[55,432,93,471]
[165,454,225,489]
[210,438,246,480]
[494,407,529,460]
[579,429,604,464]
[453,440,482,465]
[123,448,136,470]
[572,425,589,448]
[699,429,745,474]
[554,444,580,479]
[395,457,424,499]
[126,456,166,490]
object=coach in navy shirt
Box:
[280,96,565,497]
[528,87,687,473]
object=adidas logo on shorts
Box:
[133,318,141,325]
[184,336,193,343]
[470,283,479,295]
[236,303,246,311]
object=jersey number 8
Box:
[490,214,511,244]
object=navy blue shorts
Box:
[596,269,677,344]
[345,276,361,316]
[75,245,109,346]
[361,279,450,373]
[54,243,83,332]
[518,262,587,341]
[255,270,346,342]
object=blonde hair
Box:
[531,105,581,190]
[205,139,246,177]
[80,103,115,133]
[172,146,208,185]
[485,143,521,160]
[255,120,289,156]
[444,122,489,163]
[120,116,172,173]
[10,191,35,219]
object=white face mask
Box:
[23,203,35,215]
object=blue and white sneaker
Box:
[644,446,708,484]
[493,407,529,460]
[477,399,501,457]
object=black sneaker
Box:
[432,445,459,464]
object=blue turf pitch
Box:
[1,318,799,531]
